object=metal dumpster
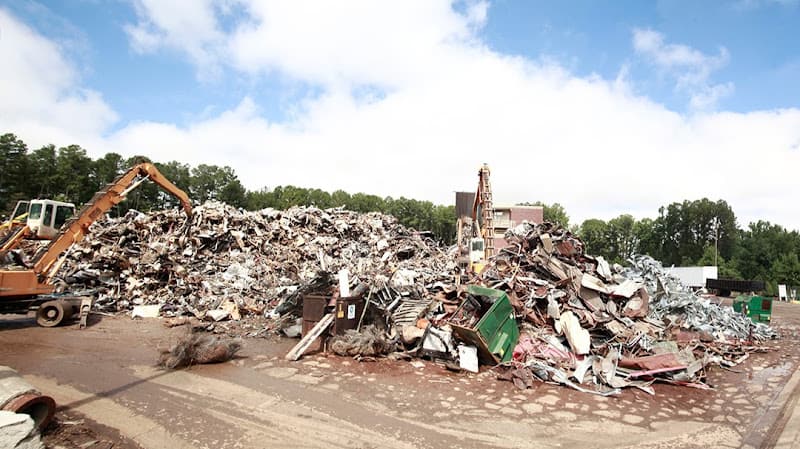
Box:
[733,295,772,323]
[451,286,519,365]
[302,295,330,352]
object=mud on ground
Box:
[2,299,799,449]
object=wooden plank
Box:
[285,313,334,361]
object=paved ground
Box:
[2,300,800,449]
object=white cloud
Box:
[0,9,116,145]
[3,4,800,232]
[633,28,733,109]
[125,0,226,77]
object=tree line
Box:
[2,133,797,294]
[0,133,456,244]
[535,198,800,296]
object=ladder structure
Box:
[477,164,495,259]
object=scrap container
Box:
[451,285,519,364]
[302,295,329,352]
[733,295,772,323]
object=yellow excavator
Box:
[0,162,192,327]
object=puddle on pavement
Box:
[747,361,793,384]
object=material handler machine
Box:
[0,200,77,261]
[456,163,495,274]
[0,163,192,327]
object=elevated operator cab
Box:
[26,200,76,239]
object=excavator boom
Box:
[32,163,192,276]
[1,162,192,301]
[471,164,495,260]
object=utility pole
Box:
[712,217,719,268]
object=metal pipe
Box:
[0,366,56,430]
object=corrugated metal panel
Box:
[455,191,475,219]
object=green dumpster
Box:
[733,295,772,323]
[451,286,520,365]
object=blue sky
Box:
[1,0,799,229]
[6,0,799,123]
[483,0,800,112]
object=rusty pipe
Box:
[0,366,56,430]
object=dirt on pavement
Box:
[2,299,800,449]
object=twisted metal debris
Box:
[27,202,775,395]
[56,201,454,319]
[625,255,777,341]
[473,222,777,394]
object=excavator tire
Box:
[36,300,72,327]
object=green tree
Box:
[606,214,638,263]
[431,205,456,244]
[519,201,569,226]
[55,145,94,204]
[306,188,332,208]
[0,133,29,213]
[155,161,192,209]
[190,164,246,207]
[578,218,611,258]
[346,192,385,213]
[648,198,737,266]
[732,221,800,292]
[218,178,247,208]
[27,145,58,199]
[91,152,124,187]
[634,218,658,258]
[118,155,159,213]
[330,189,351,207]
[245,187,275,210]
[271,185,310,209]
[772,253,800,292]
[696,245,741,279]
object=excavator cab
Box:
[9,201,29,222]
[1,162,192,327]
[469,238,487,274]
[26,200,76,239]
[1,200,30,231]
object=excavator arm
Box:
[0,163,191,327]
[30,163,192,279]
[471,164,495,260]
[0,208,30,256]
[0,162,192,299]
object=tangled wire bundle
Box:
[158,332,243,369]
[329,325,395,357]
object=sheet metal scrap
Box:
[57,201,455,321]
[47,200,777,395]
[480,222,777,395]
[624,255,777,341]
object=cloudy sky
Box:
[1,0,799,229]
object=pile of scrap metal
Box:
[56,201,455,323]
[474,222,777,395]
[46,201,777,396]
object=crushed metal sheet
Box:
[12,201,774,396]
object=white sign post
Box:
[778,284,788,301]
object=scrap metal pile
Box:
[52,203,776,394]
[56,201,454,320]
[478,222,776,395]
